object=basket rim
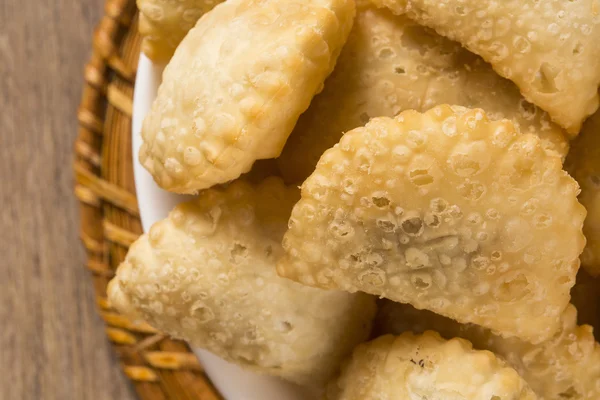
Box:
[74,1,222,398]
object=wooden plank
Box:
[0,0,136,398]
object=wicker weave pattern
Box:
[74,0,222,398]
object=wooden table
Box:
[0,0,135,398]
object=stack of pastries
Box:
[109,0,600,398]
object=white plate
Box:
[132,54,314,400]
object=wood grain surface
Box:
[0,0,136,399]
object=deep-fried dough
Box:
[140,0,355,193]
[108,178,376,386]
[137,0,224,62]
[278,6,568,183]
[371,0,600,134]
[376,301,600,400]
[566,111,600,275]
[278,105,585,343]
[326,331,536,400]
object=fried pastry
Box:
[326,331,536,400]
[376,301,600,400]
[566,111,600,275]
[278,6,568,183]
[137,0,224,62]
[278,105,586,343]
[108,178,376,386]
[371,0,600,134]
[140,0,356,193]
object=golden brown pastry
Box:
[278,6,568,183]
[371,0,600,134]
[278,105,586,343]
[565,111,600,276]
[137,0,224,62]
[326,331,536,400]
[376,301,600,400]
[108,178,376,386]
[140,0,356,193]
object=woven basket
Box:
[74,0,222,398]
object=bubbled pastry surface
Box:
[377,301,600,400]
[278,5,568,184]
[137,0,224,62]
[278,105,586,344]
[566,111,600,276]
[107,178,376,386]
[139,0,356,193]
[371,0,600,134]
[326,331,537,400]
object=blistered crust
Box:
[371,0,600,134]
[376,301,600,400]
[140,0,356,193]
[565,111,600,275]
[137,0,224,62]
[278,6,568,183]
[326,331,536,400]
[108,178,376,386]
[278,105,586,343]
